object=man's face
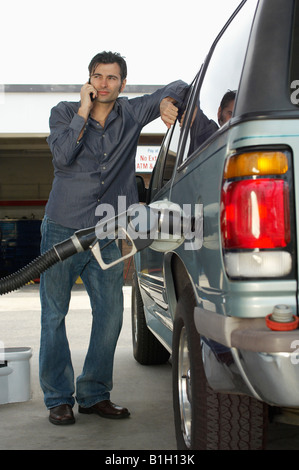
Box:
[90,62,126,104]
[217,99,235,127]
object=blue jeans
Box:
[39,216,124,409]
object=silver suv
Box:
[132,0,299,450]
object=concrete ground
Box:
[0,284,299,451]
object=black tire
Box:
[172,285,268,450]
[131,273,170,365]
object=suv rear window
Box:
[199,0,258,124]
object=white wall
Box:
[0,91,167,135]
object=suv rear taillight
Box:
[220,150,293,278]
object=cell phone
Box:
[88,78,95,101]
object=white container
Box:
[0,347,32,404]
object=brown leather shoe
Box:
[78,400,130,419]
[49,404,75,425]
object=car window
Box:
[180,0,258,162]
[161,120,181,186]
[148,84,195,200]
[148,121,182,201]
[199,0,258,123]
[148,1,259,198]
[148,126,174,201]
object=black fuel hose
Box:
[0,227,97,295]
[0,248,59,295]
[0,206,185,295]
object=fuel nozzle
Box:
[53,226,97,261]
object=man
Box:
[188,90,236,154]
[217,90,236,126]
[40,51,188,425]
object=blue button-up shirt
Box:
[46,80,188,229]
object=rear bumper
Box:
[194,307,299,406]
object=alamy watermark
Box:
[291,340,299,365]
[290,80,299,104]
[94,197,203,251]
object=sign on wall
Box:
[135,146,159,173]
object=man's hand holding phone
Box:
[80,81,97,110]
[77,82,97,138]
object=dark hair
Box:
[220,90,236,110]
[88,51,127,82]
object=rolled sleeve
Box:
[158,80,190,106]
[128,80,189,127]
[47,102,85,166]
[69,113,86,132]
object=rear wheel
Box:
[172,285,268,450]
[131,273,170,365]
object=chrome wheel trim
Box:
[178,325,192,448]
